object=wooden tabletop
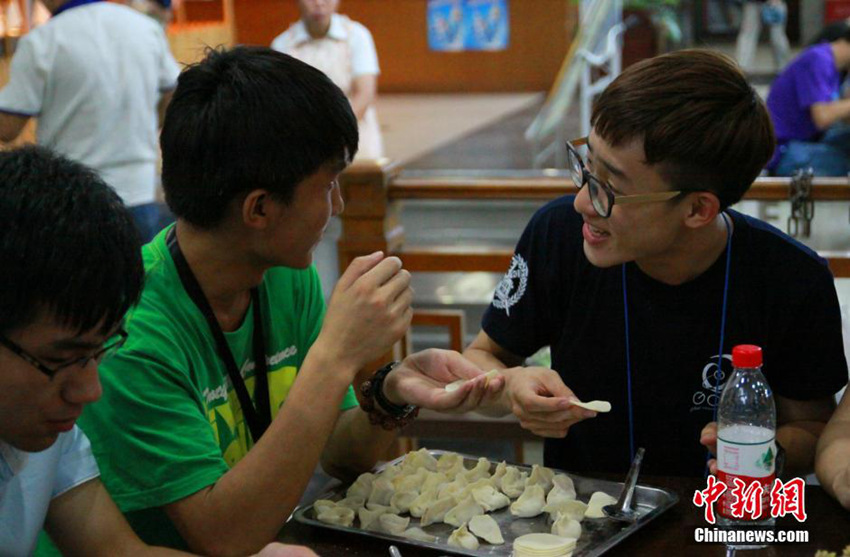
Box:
[278,475,850,556]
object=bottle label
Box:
[716,435,776,521]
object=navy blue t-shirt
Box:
[483,196,847,477]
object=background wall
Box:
[232,0,576,92]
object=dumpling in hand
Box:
[526,464,555,491]
[367,477,395,507]
[461,457,491,482]
[470,484,510,512]
[543,499,588,521]
[358,506,388,531]
[551,511,582,540]
[447,524,480,550]
[444,495,485,527]
[501,467,529,498]
[420,496,456,527]
[585,491,618,518]
[316,506,355,527]
[346,472,375,500]
[469,514,505,545]
[510,484,546,518]
[402,527,437,543]
[378,513,410,535]
[402,448,439,473]
[409,488,437,518]
[390,490,418,514]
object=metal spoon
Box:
[603,447,645,523]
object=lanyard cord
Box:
[166,227,271,443]
[621,212,733,467]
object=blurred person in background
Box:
[0,0,180,242]
[272,0,383,160]
[736,0,790,74]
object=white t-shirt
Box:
[271,13,380,81]
[0,427,99,556]
[0,1,180,206]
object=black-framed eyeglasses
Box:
[566,136,685,219]
[0,329,128,379]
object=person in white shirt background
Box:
[0,0,180,243]
[272,0,384,160]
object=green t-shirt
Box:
[77,225,359,548]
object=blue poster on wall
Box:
[464,0,509,51]
[427,0,509,52]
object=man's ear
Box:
[242,190,271,229]
[683,191,721,229]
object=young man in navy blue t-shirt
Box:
[463,50,848,477]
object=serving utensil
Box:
[602,447,645,523]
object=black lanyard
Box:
[166,227,271,443]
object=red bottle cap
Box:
[732,344,762,368]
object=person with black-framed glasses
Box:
[0,146,314,557]
[459,50,847,481]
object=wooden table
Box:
[278,475,850,556]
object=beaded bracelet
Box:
[359,361,419,430]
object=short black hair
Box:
[161,46,359,228]
[0,146,144,335]
[592,50,775,210]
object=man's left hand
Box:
[383,349,505,413]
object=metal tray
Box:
[292,450,679,556]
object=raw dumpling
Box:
[380,464,403,481]
[420,496,456,527]
[402,527,438,543]
[409,488,437,518]
[469,514,505,545]
[470,484,510,512]
[551,511,582,540]
[437,452,464,474]
[543,499,588,521]
[461,457,491,482]
[378,513,410,535]
[441,457,466,480]
[444,495,485,527]
[357,506,388,531]
[585,491,618,518]
[336,495,365,511]
[421,471,448,493]
[367,477,395,507]
[491,461,508,485]
[501,467,529,498]
[346,472,375,500]
[316,506,355,527]
[526,464,555,492]
[550,474,576,500]
[313,499,336,516]
[447,524,480,550]
[510,484,546,518]
[390,490,418,514]
[393,468,428,493]
[438,476,468,500]
[402,448,438,473]
[459,478,495,500]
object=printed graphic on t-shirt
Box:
[690,353,732,413]
[206,362,298,467]
[493,254,528,316]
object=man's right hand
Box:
[317,251,413,372]
[502,366,597,438]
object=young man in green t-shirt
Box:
[79,46,501,555]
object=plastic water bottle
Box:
[716,345,776,542]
